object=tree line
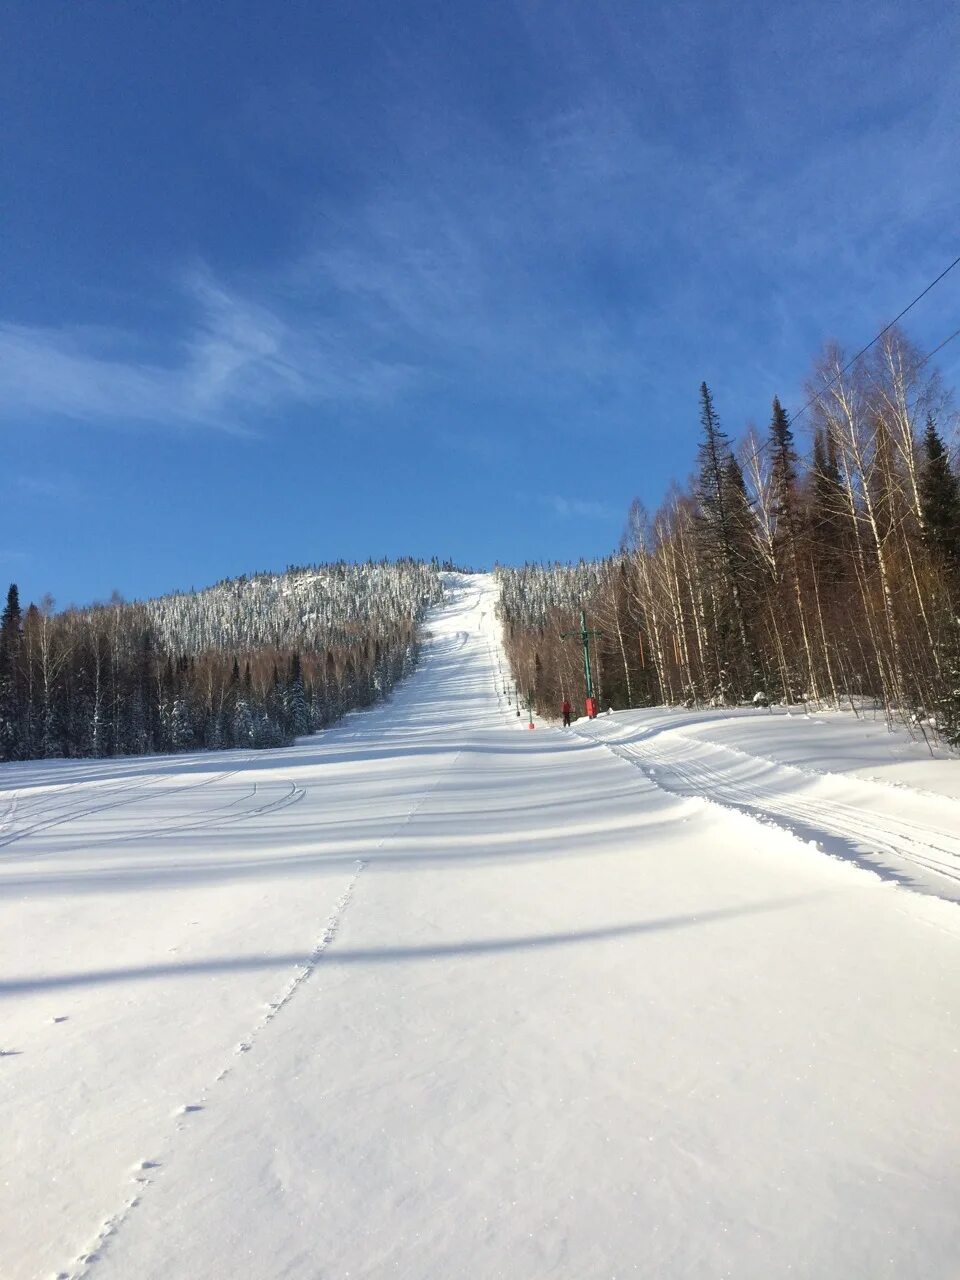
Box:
[497,328,960,745]
[0,560,444,761]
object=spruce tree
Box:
[724,456,756,568]
[286,651,310,736]
[765,398,807,698]
[168,698,194,750]
[919,417,960,571]
[810,428,847,587]
[696,383,732,537]
[769,397,800,552]
[0,584,22,760]
[325,649,338,720]
[232,696,254,746]
[1,584,22,641]
[695,383,755,699]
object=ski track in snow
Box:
[573,719,960,906]
[0,756,311,856]
[0,764,244,852]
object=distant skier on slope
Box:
[561,699,572,727]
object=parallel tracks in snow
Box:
[0,754,306,853]
[575,724,960,901]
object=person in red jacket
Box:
[561,699,572,727]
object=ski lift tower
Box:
[561,608,602,719]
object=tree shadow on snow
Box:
[0,893,825,997]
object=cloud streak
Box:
[0,270,413,433]
[536,495,620,521]
[15,475,74,500]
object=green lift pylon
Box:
[561,608,603,719]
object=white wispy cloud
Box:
[15,475,74,500]
[0,270,413,433]
[537,494,620,521]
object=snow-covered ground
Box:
[2,574,958,1280]
[574,701,960,904]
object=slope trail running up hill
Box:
[1,574,958,1280]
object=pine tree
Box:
[695,383,755,699]
[919,417,960,572]
[233,697,254,746]
[724,455,762,587]
[924,606,960,747]
[810,428,847,587]
[168,697,194,750]
[696,384,733,538]
[0,584,22,760]
[285,651,310,737]
[1,584,22,641]
[766,398,818,700]
[769,398,800,553]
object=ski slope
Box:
[2,574,958,1280]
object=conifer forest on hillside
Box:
[497,328,960,745]
[0,561,443,760]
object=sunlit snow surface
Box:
[2,574,958,1279]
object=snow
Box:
[2,573,958,1280]
[572,702,960,902]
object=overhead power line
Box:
[788,250,960,427]
[917,323,960,368]
[742,319,959,472]
[731,252,959,478]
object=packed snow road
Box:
[2,575,958,1279]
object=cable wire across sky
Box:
[787,250,960,428]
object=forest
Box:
[497,328,960,746]
[0,560,443,761]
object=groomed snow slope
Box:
[573,703,960,905]
[2,574,958,1280]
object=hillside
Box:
[0,561,443,761]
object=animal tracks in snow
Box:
[50,749,466,1277]
[49,857,368,1279]
[58,1188,145,1280]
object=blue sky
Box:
[3,0,959,606]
